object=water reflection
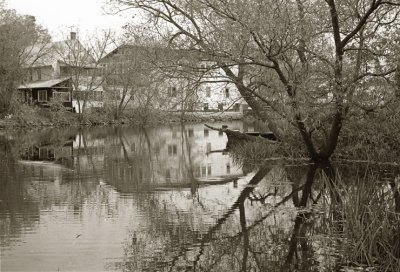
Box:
[112,162,400,272]
[1,123,400,271]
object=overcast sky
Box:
[5,0,130,40]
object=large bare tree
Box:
[108,0,400,161]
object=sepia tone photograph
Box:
[1,0,400,271]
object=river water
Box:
[1,122,399,271]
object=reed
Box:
[323,171,400,271]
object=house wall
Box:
[102,54,247,112]
[161,62,245,112]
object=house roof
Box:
[23,39,95,68]
[18,77,72,89]
[99,44,204,64]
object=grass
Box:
[228,140,283,168]
[322,170,400,271]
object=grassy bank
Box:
[0,105,244,130]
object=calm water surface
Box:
[1,122,399,271]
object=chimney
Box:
[70,32,77,40]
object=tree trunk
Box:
[237,85,283,139]
[395,59,400,99]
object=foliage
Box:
[46,98,74,125]
[227,98,400,164]
[336,101,400,162]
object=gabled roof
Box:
[18,77,71,89]
[23,39,95,68]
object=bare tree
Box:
[102,43,163,120]
[102,36,201,123]
[54,30,115,120]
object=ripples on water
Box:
[1,122,399,271]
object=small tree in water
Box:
[108,0,400,161]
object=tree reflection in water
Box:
[115,161,400,272]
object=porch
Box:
[18,77,73,108]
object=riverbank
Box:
[0,107,245,130]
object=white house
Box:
[99,45,248,113]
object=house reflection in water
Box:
[101,122,246,193]
[19,138,75,180]
[22,143,73,164]
[72,130,106,175]
[16,122,250,192]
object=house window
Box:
[166,169,171,182]
[168,86,177,97]
[203,103,208,111]
[92,91,103,101]
[206,87,211,97]
[204,129,209,137]
[202,166,207,176]
[188,129,194,137]
[208,164,212,175]
[53,91,70,102]
[38,90,47,102]
[168,144,177,156]
[218,103,223,111]
[37,69,42,81]
[39,148,48,159]
[206,142,211,153]
[225,88,230,98]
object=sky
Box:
[5,0,131,40]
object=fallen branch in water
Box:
[204,124,278,145]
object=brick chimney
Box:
[70,32,77,40]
